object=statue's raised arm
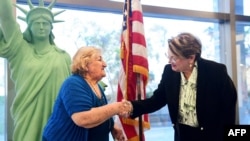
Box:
[0,0,17,42]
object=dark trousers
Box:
[175,123,223,141]
[175,124,203,141]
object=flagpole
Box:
[136,74,143,141]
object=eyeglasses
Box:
[165,52,180,63]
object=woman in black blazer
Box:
[126,32,237,141]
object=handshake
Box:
[117,99,133,118]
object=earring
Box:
[189,63,192,68]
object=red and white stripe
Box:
[117,0,150,140]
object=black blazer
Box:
[131,58,237,141]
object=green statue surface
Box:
[0,0,71,141]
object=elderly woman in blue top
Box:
[43,46,128,141]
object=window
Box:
[235,0,250,16]
[0,58,6,141]
[236,22,250,124]
[112,0,219,12]
[14,4,221,141]
[2,0,248,140]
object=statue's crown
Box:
[15,0,64,23]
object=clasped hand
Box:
[118,99,133,117]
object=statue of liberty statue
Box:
[0,0,71,140]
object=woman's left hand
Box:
[111,123,126,141]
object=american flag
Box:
[116,0,150,140]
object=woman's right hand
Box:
[118,100,133,117]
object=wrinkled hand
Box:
[112,123,126,141]
[118,99,133,117]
